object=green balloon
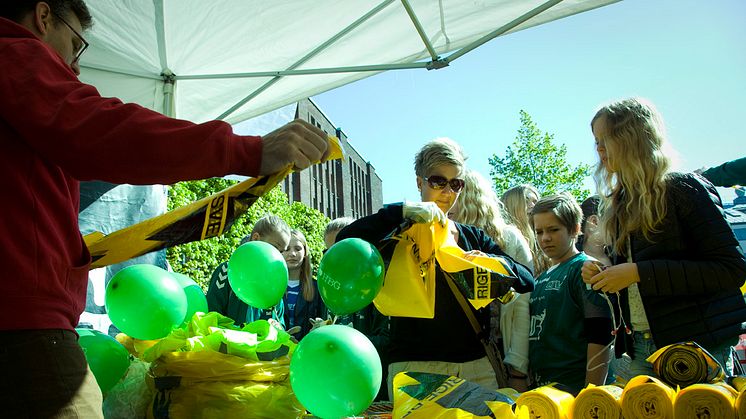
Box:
[228,241,288,309]
[290,325,381,418]
[105,264,187,340]
[317,238,385,315]
[76,328,131,393]
[171,272,208,326]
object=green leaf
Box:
[166,179,330,290]
[489,110,591,200]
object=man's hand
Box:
[259,119,330,175]
[403,201,447,226]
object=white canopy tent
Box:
[76,0,619,334]
[79,0,618,123]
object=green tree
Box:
[488,110,591,200]
[166,178,329,289]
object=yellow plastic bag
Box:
[144,312,303,419]
[392,371,518,418]
[375,220,517,318]
[731,375,746,418]
[647,341,725,388]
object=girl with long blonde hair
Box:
[581,97,746,376]
[501,184,550,276]
[283,229,324,340]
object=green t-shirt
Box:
[528,252,610,393]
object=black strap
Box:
[443,271,509,388]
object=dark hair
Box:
[577,195,600,250]
[1,1,92,30]
[580,195,600,233]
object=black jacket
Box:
[612,173,746,358]
[337,202,534,363]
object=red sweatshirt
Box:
[0,18,263,331]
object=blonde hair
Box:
[324,217,355,238]
[501,184,550,275]
[591,97,671,254]
[451,170,509,248]
[289,229,315,302]
[250,214,290,239]
[414,137,467,178]
[240,214,290,245]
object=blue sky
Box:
[305,0,745,204]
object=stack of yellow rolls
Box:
[515,384,574,419]
[673,381,737,419]
[621,375,676,419]
[572,384,623,419]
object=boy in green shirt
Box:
[528,193,613,394]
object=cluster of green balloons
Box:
[317,238,385,315]
[105,265,208,340]
[290,325,382,419]
[76,328,130,393]
[228,241,288,309]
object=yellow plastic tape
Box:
[515,384,575,419]
[674,382,737,419]
[572,384,623,419]
[621,375,675,419]
[85,135,343,268]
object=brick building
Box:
[280,99,383,220]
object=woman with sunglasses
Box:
[337,137,534,400]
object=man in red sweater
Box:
[0,1,329,416]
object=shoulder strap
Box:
[443,271,509,388]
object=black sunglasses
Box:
[53,12,89,63]
[423,175,465,192]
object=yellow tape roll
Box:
[621,375,675,419]
[515,385,574,419]
[647,342,725,388]
[674,382,737,419]
[572,384,623,419]
[732,376,746,419]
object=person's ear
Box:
[571,223,581,237]
[588,214,600,227]
[250,232,261,241]
[416,176,422,192]
[33,2,54,36]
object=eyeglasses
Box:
[53,12,89,63]
[423,175,465,193]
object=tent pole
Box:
[215,0,395,121]
[162,71,175,117]
[178,62,430,80]
[446,0,562,64]
[400,0,439,61]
